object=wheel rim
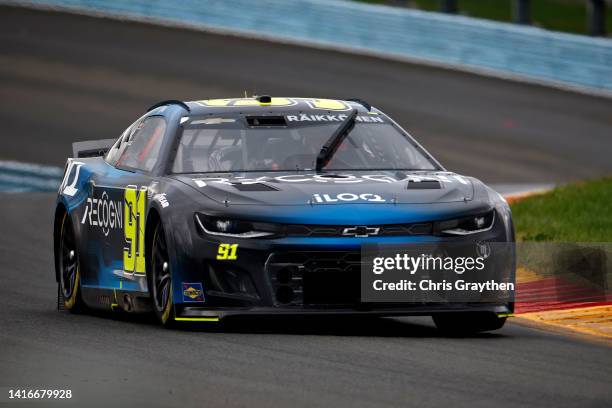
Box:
[60,217,78,299]
[152,226,171,313]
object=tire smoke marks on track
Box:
[0,160,63,192]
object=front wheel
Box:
[147,222,175,327]
[432,312,506,334]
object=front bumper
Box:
[172,218,514,319]
[178,304,513,320]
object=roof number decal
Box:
[196,98,351,111]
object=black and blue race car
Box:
[54,96,514,332]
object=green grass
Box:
[510,178,612,242]
[353,0,612,36]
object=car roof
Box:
[182,97,377,115]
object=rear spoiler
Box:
[72,139,116,158]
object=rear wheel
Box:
[148,222,175,327]
[432,312,506,334]
[58,213,85,312]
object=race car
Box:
[54,96,515,332]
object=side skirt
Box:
[80,286,152,313]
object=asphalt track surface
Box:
[0,6,611,408]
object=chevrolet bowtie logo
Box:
[342,226,380,237]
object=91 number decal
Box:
[217,244,238,260]
[124,185,146,274]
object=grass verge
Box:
[510,178,612,242]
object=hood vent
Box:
[231,182,279,192]
[406,180,441,190]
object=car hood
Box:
[171,171,474,206]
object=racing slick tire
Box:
[58,213,86,312]
[432,312,506,334]
[147,222,176,328]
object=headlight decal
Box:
[195,213,278,238]
[434,211,495,236]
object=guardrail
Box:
[5,0,612,94]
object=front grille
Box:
[266,251,362,306]
[285,222,432,237]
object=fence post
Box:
[587,0,606,36]
[512,0,531,25]
[440,0,458,14]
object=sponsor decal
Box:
[79,185,149,278]
[154,193,169,208]
[60,160,85,197]
[193,173,468,187]
[286,114,383,123]
[81,190,123,236]
[313,193,386,203]
[182,282,205,302]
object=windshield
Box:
[171,115,437,173]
